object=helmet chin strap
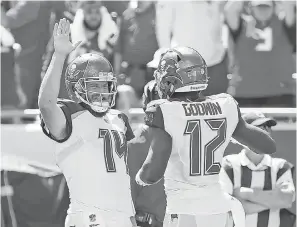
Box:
[75,92,109,113]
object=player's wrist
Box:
[135,171,151,187]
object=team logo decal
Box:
[68,63,81,79]
[200,68,205,75]
[87,66,99,77]
[171,214,178,222]
[159,59,183,83]
[144,112,154,125]
[89,214,96,222]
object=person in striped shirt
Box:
[220,112,295,227]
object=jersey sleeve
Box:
[119,112,135,142]
[40,99,82,143]
[144,104,165,130]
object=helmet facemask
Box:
[74,75,117,113]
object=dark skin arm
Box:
[136,127,172,185]
[232,110,276,155]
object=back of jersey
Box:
[160,93,239,214]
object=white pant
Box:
[164,196,245,227]
[65,210,135,227]
[164,213,232,227]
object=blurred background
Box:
[1,1,296,227]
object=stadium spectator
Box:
[57,1,118,99]
[155,1,228,96]
[68,1,118,63]
[64,0,79,22]
[114,0,159,99]
[114,84,140,119]
[127,78,165,227]
[0,25,20,110]
[1,1,65,109]
[102,1,130,17]
[225,1,296,107]
[220,112,296,227]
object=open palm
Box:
[53,18,81,55]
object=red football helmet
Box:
[154,46,208,99]
[65,53,117,113]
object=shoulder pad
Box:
[144,103,165,130]
[146,99,168,109]
[109,109,122,115]
[210,93,240,119]
[40,99,81,144]
[117,111,135,141]
[57,99,84,115]
[208,93,233,100]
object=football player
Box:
[38,19,135,227]
[135,47,277,227]
[127,80,165,227]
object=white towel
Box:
[69,6,119,61]
[0,25,15,47]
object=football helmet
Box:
[65,53,117,113]
[154,46,208,99]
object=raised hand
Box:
[53,18,81,56]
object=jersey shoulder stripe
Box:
[118,112,135,141]
[40,99,84,143]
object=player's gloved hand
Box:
[53,18,81,56]
[135,211,163,227]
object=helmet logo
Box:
[68,63,81,79]
[88,67,99,77]
[200,68,205,75]
[159,58,183,83]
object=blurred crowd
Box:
[1,0,296,113]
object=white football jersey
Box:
[148,94,239,215]
[41,100,134,215]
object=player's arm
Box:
[232,107,276,155]
[127,125,152,177]
[155,1,174,48]
[38,19,80,141]
[281,1,296,51]
[135,105,172,186]
[224,1,244,32]
[1,1,40,29]
[282,1,296,28]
